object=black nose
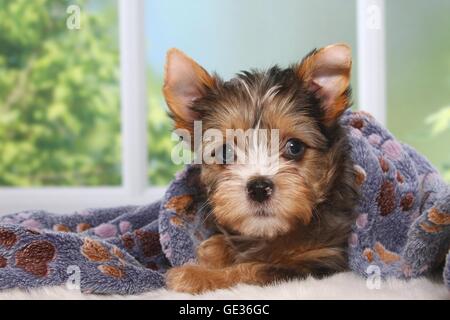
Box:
[246,177,274,203]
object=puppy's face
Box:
[163,45,352,238]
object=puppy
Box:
[163,44,358,293]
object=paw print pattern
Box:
[0,228,18,248]
[0,255,6,268]
[377,180,396,216]
[15,240,56,277]
[81,238,111,262]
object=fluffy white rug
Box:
[0,272,447,300]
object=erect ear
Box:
[298,44,352,126]
[163,48,215,131]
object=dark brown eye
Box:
[283,138,305,160]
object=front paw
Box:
[165,265,224,294]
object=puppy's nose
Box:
[246,177,274,203]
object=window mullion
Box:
[357,0,387,125]
[119,0,148,196]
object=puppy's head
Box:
[163,44,352,238]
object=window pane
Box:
[0,0,121,186]
[145,0,357,185]
[387,0,450,182]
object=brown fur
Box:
[164,44,358,293]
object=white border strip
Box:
[119,0,148,195]
[357,0,386,125]
[0,187,166,215]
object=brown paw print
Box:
[354,165,366,186]
[53,224,71,232]
[165,195,196,220]
[76,223,92,233]
[0,255,7,268]
[15,240,56,277]
[377,180,396,216]
[419,221,442,233]
[81,238,111,262]
[396,171,404,184]
[121,234,135,250]
[374,242,400,264]
[428,208,450,225]
[400,193,415,211]
[351,118,364,130]
[98,265,124,279]
[135,230,161,257]
[363,248,374,263]
[0,229,18,249]
[379,157,389,173]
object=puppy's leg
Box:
[196,234,235,268]
[166,262,275,294]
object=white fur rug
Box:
[0,272,447,300]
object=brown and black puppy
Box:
[163,44,358,293]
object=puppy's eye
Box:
[283,138,306,160]
[216,143,235,164]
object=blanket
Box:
[0,110,449,295]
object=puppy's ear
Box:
[298,44,352,126]
[163,48,215,131]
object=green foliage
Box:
[147,72,183,186]
[0,0,181,187]
[426,106,450,182]
[0,0,121,186]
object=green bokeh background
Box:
[0,0,448,187]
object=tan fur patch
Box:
[420,221,442,233]
[354,165,366,186]
[165,195,195,218]
[111,246,125,260]
[428,208,450,225]
[379,157,389,173]
[196,235,235,269]
[374,242,400,264]
[166,263,269,294]
[76,223,92,233]
[98,265,124,278]
[53,224,70,232]
[81,238,111,262]
[170,216,184,226]
[363,248,374,263]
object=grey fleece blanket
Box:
[0,110,449,294]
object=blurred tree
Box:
[0,0,181,187]
[0,0,121,186]
[147,71,183,186]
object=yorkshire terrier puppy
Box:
[163,43,358,293]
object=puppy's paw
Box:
[165,265,225,294]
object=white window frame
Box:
[0,0,386,215]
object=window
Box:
[0,0,121,186]
[0,0,448,215]
[386,0,450,181]
[145,0,358,185]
